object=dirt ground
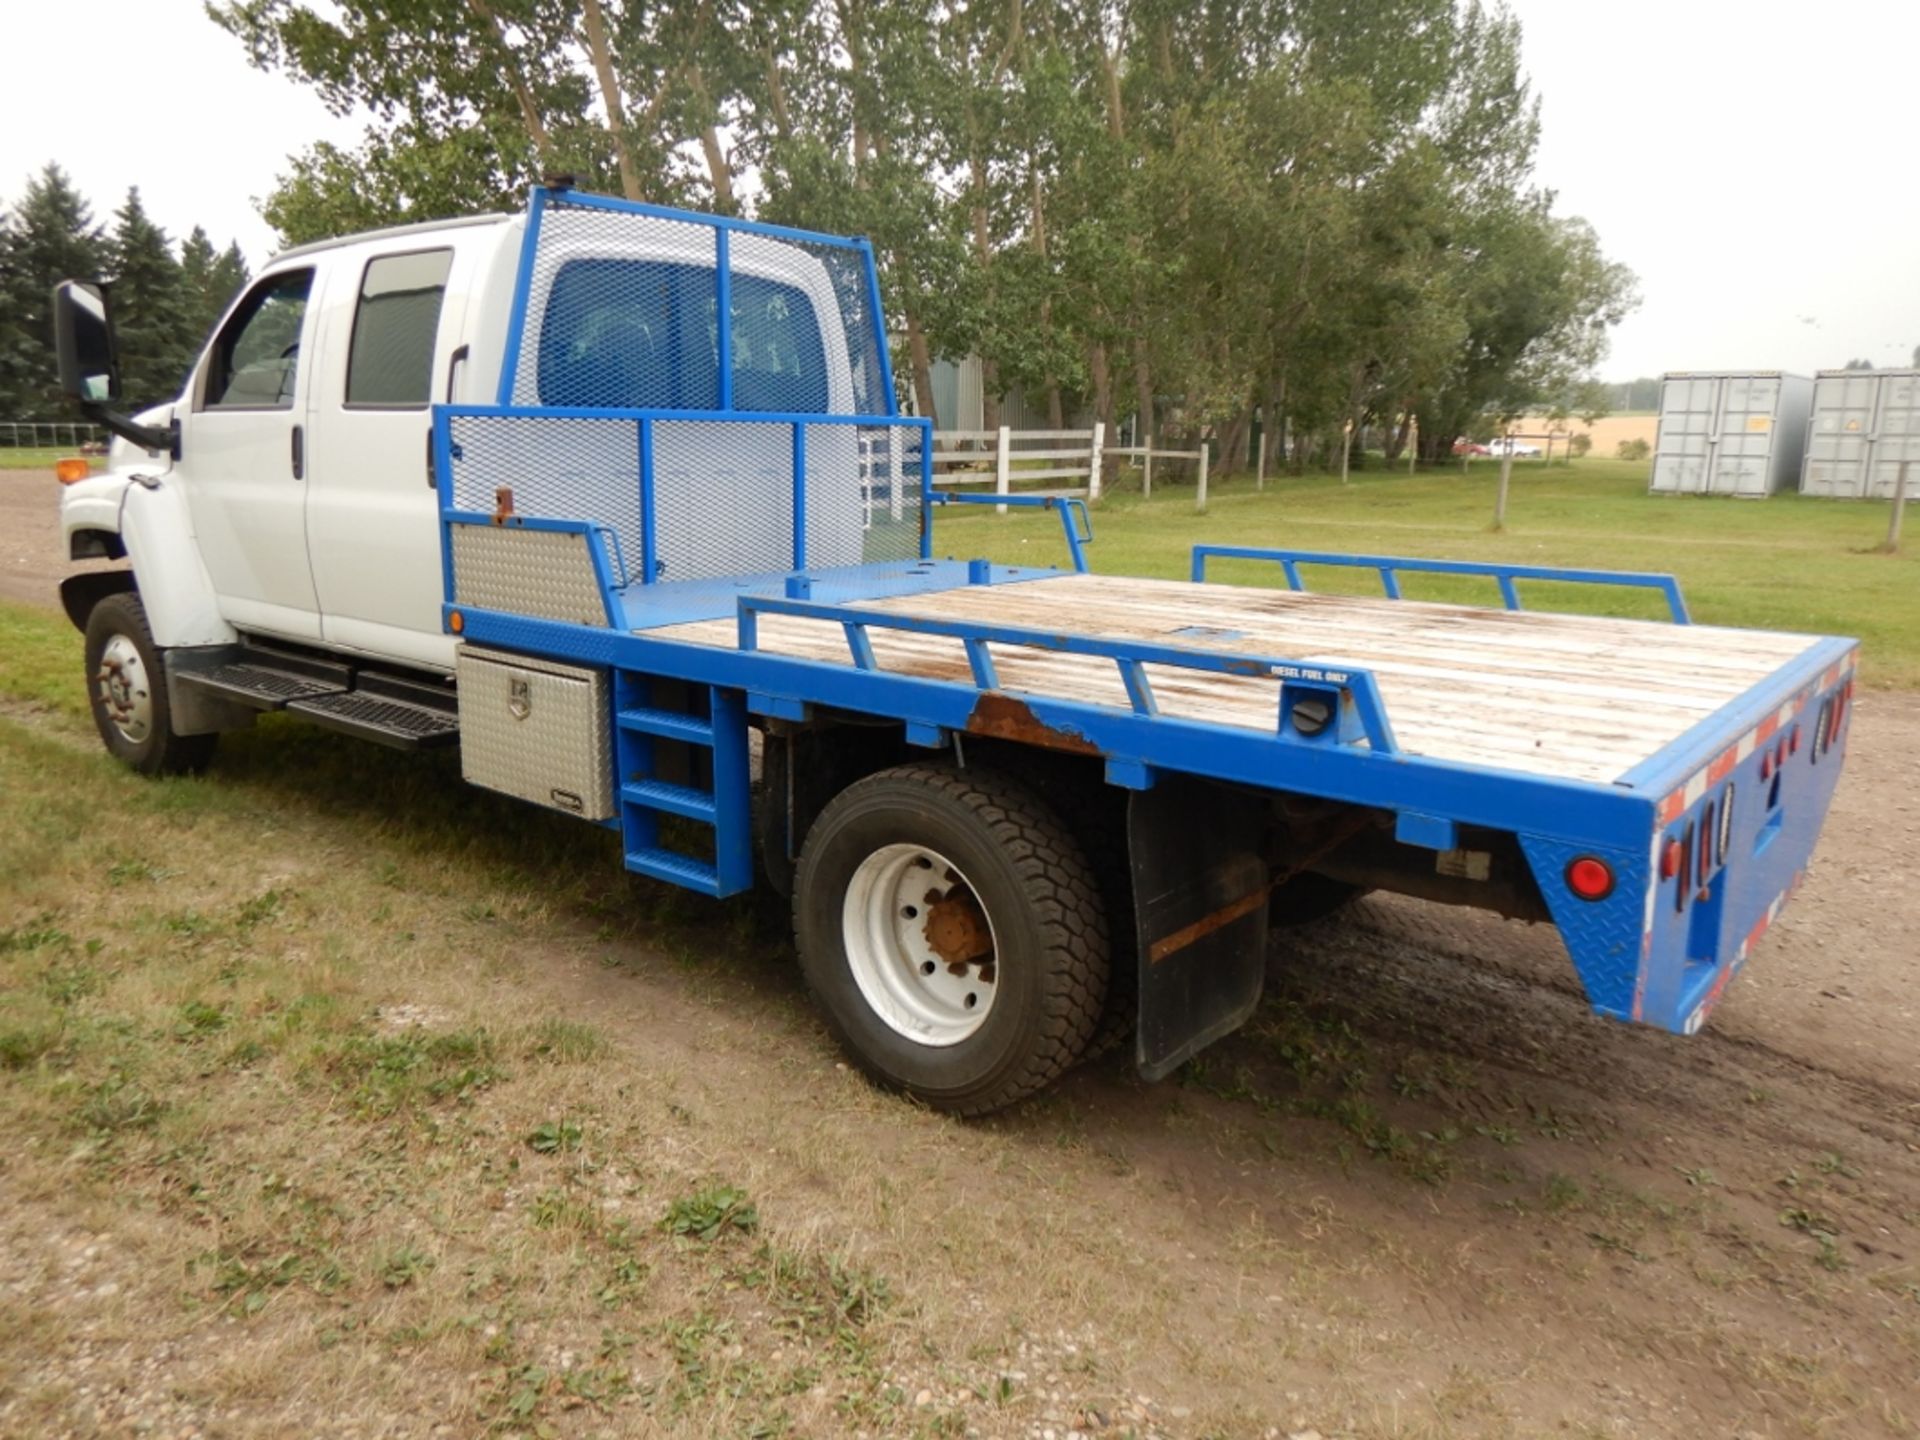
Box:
[0,466,122,610]
[1,466,1915,1438]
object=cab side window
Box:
[345,249,453,408]
[203,269,314,409]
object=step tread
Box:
[178,663,347,708]
[620,777,718,821]
[616,706,715,744]
[287,691,459,743]
[624,846,720,895]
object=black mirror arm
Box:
[76,399,174,456]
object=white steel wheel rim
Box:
[842,843,1000,1047]
[96,634,154,744]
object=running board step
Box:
[285,691,458,750]
[624,846,721,896]
[177,657,349,709]
[620,778,717,822]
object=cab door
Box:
[303,244,471,669]
[179,266,325,639]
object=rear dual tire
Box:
[794,764,1109,1116]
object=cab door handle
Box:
[291,424,305,480]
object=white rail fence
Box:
[1,420,106,450]
[1107,436,1210,511]
[931,424,1106,513]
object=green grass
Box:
[0,447,100,470]
[0,603,91,718]
[953,456,1920,686]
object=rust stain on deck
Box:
[964,693,1101,755]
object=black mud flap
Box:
[1129,776,1270,1081]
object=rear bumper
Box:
[1522,641,1859,1035]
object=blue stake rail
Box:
[931,490,1095,573]
[1191,545,1693,623]
[735,592,1399,753]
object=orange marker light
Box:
[448,610,465,634]
[55,457,91,484]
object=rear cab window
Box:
[346,249,454,408]
[537,259,827,413]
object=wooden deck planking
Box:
[643,574,1821,784]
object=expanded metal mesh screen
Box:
[511,196,891,417]
[451,194,916,596]
[511,204,717,411]
[446,412,926,589]
[788,237,888,417]
[447,412,641,584]
[813,423,923,568]
[652,418,793,582]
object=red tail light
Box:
[1566,856,1615,902]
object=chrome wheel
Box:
[95,633,153,745]
[842,843,999,1046]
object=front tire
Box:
[83,592,217,775]
[794,764,1108,1116]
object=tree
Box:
[1842,357,1874,370]
[179,227,252,345]
[0,163,108,417]
[207,0,1636,468]
[107,189,194,408]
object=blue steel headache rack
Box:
[431,184,1861,1048]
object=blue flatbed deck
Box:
[430,184,1860,1051]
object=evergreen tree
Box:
[107,187,193,407]
[211,242,251,320]
[0,163,107,417]
[179,225,252,346]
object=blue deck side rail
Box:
[1192,545,1693,623]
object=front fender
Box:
[61,472,233,649]
[119,481,233,647]
[60,472,131,550]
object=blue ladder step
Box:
[624,846,720,896]
[616,707,715,746]
[621,778,717,823]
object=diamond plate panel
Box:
[456,645,612,819]
[451,525,608,627]
[1517,834,1650,1023]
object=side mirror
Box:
[52,281,121,404]
[48,279,172,454]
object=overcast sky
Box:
[3,0,1916,380]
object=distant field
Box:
[1513,412,1658,455]
[945,455,1919,685]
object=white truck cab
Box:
[51,196,866,771]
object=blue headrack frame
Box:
[494,183,900,418]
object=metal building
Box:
[1800,369,1920,499]
[1649,371,1813,497]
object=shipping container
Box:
[1649,371,1812,497]
[1800,369,1920,499]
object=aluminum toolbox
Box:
[456,645,613,820]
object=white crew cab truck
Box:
[52,185,1858,1117]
